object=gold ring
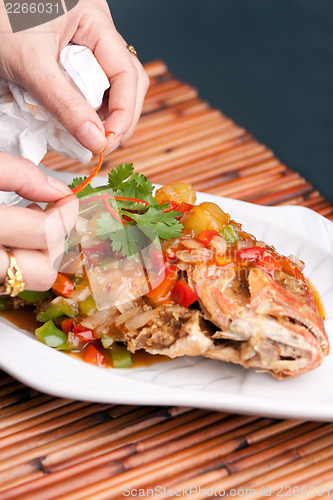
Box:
[0,248,25,297]
[126,45,138,57]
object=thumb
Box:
[22,58,107,155]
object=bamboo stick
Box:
[161,423,331,500]
[0,401,93,438]
[141,420,302,496]
[43,410,219,470]
[245,439,333,497]
[99,117,235,166]
[0,415,258,500]
[143,60,168,78]
[0,387,39,410]
[56,421,321,500]
[0,406,160,475]
[0,408,199,493]
[0,373,15,387]
[0,394,54,420]
[149,141,264,183]
[203,163,286,195]
[0,403,113,451]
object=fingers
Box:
[71,6,149,154]
[0,196,78,291]
[20,58,107,155]
[100,46,149,154]
[0,153,72,202]
[119,55,150,144]
[0,248,58,291]
[0,195,78,250]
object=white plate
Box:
[1,169,333,421]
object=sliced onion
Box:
[236,240,254,250]
[59,251,82,275]
[80,308,116,330]
[182,239,204,250]
[176,248,213,263]
[67,331,81,349]
[176,261,189,271]
[115,298,138,314]
[125,308,159,331]
[210,235,227,255]
[115,307,140,327]
[70,283,91,302]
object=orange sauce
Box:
[0,308,169,368]
[307,280,326,320]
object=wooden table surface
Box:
[0,61,332,500]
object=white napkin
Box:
[0,45,110,205]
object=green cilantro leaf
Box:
[107,163,134,190]
[71,163,185,260]
[124,206,183,240]
[108,164,156,206]
[96,212,146,258]
[96,211,123,238]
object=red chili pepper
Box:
[150,250,165,275]
[162,200,193,216]
[196,229,221,246]
[84,344,105,367]
[79,194,150,226]
[101,197,128,226]
[171,278,199,308]
[237,247,266,261]
[72,152,104,195]
[61,318,73,334]
[73,324,95,342]
[71,131,115,195]
[52,273,75,298]
[145,265,178,304]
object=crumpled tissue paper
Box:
[0,44,110,205]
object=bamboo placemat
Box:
[0,60,332,499]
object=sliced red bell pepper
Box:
[84,344,105,367]
[171,278,199,308]
[196,229,220,246]
[237,247,266,261]
[61,318,74,334]
[52,273,75,298]
[73,324,95,342]
[145,265,178,304]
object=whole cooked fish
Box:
[6,177,328,379]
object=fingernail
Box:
[104,132,121,156]
[47,175,73,195]
[75,121,106,154]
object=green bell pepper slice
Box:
[100,332,114,349]
[111,344,133,368]
[18,290,52,304]
[221,223,240,245]
[35,320,71,350]
[78,295,97,317]
[36,297,78,323]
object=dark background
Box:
[109,0,333,202]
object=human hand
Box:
[0,153,78,291]
[0,0,149,156]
